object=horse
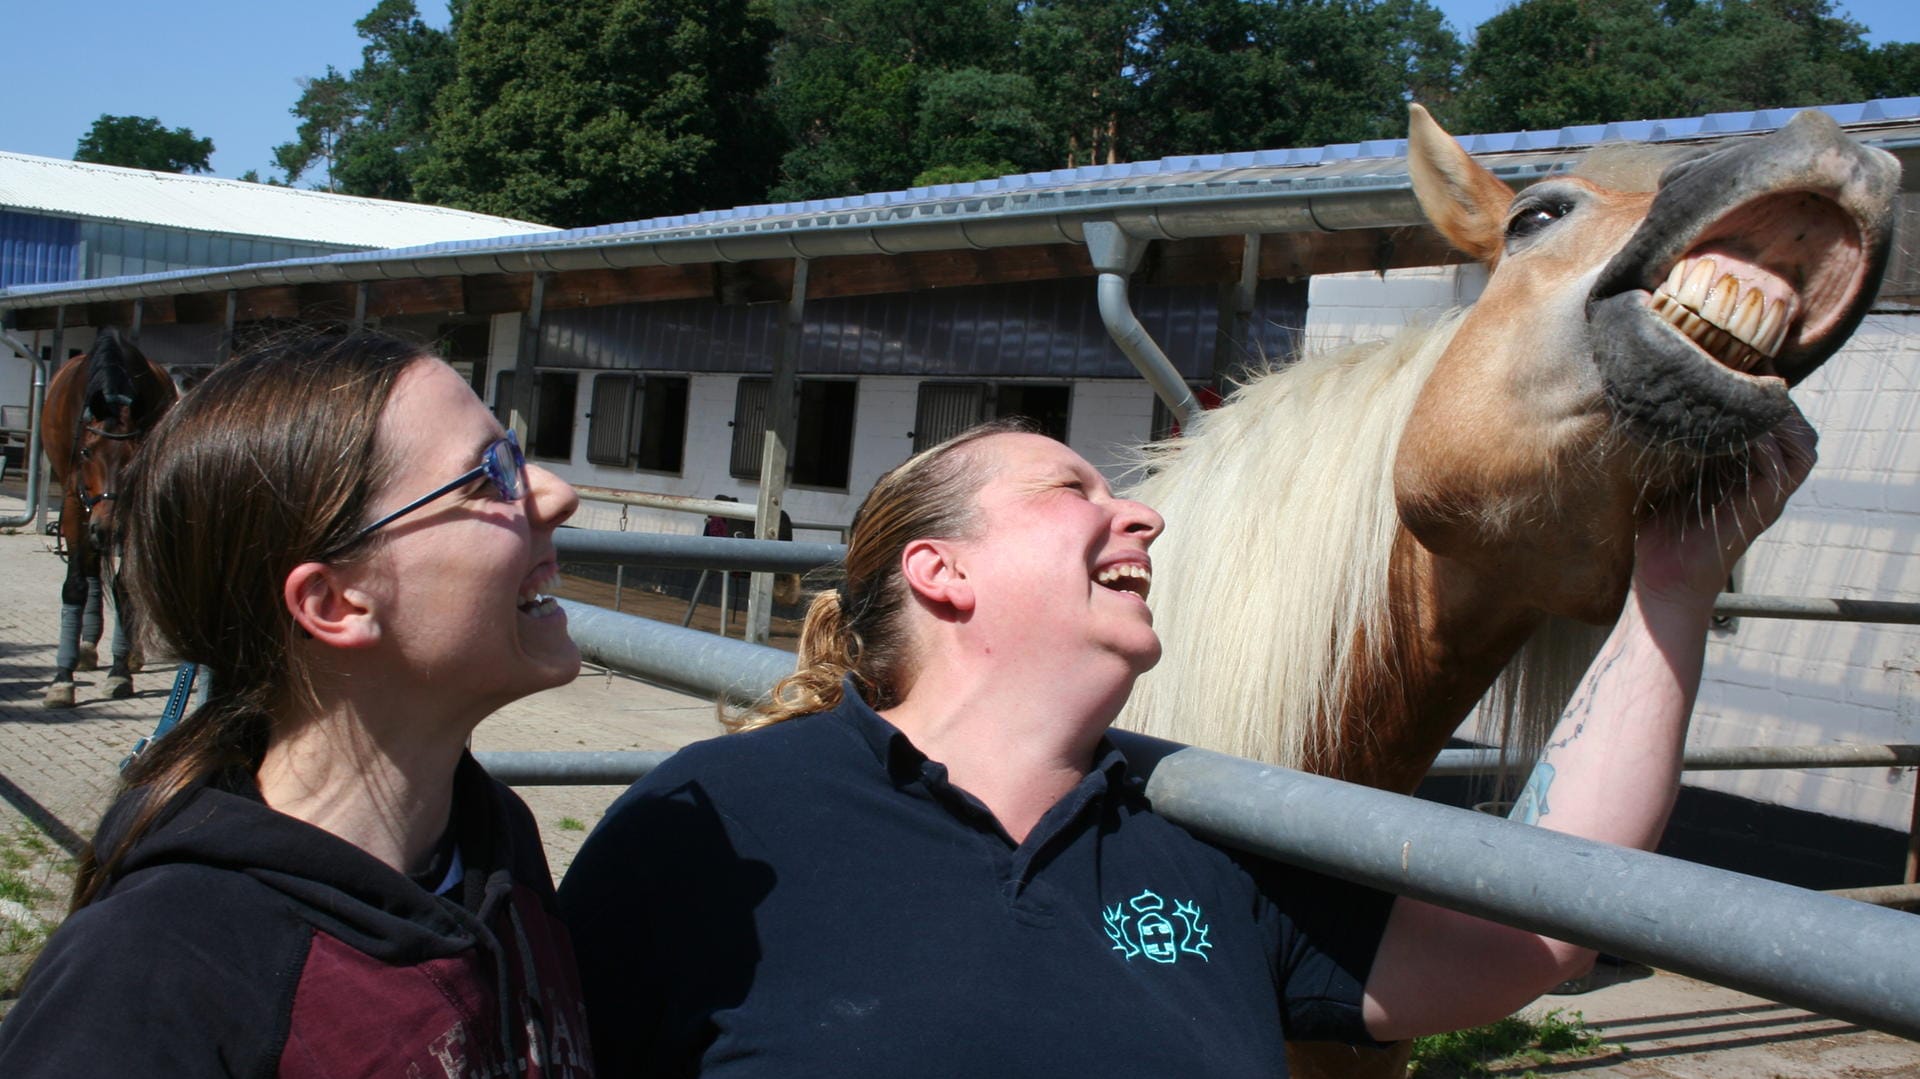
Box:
[1119,106,1899,1077]
[40,328,179,708]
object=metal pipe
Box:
[558,599,794,704]
[1133,739,1920,1042]
[1713,594,1920,624]
[534,609,1920,1035]
[0,354,50,529]
[1431,743,1920,776]
[472,750,670,786]
[554,530,843,573]
[1082,221,1200,427]
[574,485,760,522]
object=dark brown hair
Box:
[70,331,427,910]
[731,418,1035,731]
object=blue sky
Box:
[2,0,1915,185]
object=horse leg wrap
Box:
[55,603,84,673]
[83,577,105,649]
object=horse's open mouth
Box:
[1585,112,1898,453]
[1627,188,1874,390]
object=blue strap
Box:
[121,663,200,772]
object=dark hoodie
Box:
[0,754,595,1078]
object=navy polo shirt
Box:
[560,690,1393,1078]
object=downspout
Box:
[2,343,50,530]
[1081,221,1199,429]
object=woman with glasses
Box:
[0,332,596,1077]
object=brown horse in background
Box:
[1121,108,1899,1078]
[40,328,178,708]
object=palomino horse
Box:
[40,328,178,708]
[1120,107,1899,1076]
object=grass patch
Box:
[1410,1009,1610,1077]
[558,817,587,832]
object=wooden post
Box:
[220,290,237,364]
[746,258,806,645]
[1210,233,1260,391]
[508,273,549,447]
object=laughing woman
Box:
[0,333,596,1077]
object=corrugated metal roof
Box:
[0,151,556,248]
[4,97,1917,309]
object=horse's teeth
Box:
[1757,298,1788,355]
[1706,274,1741,325]
[1679,258,1717,309]
[1727,289,1763,348]
[1663,261,1689,297]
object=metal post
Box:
[352,283,369,330]
[1906,776,1918,885]
[747,258,806,645]
[0,351,50,529]
[129,299,143,343]
[43,313,65,523]
[509,274,548,446]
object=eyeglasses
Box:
[325,432,528,557]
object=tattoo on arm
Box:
[1509,763,1556,824]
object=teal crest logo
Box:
[1104,888,1212,964]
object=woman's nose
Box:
[1116,499,1164,543]
[526,464,578,530]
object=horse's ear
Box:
[1407,104,1514,266]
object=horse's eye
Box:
[1506,201,1570,240]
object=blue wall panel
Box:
[0,211,81,287]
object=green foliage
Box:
[1851,40,1920,99]
[1409,1008,1609,1077]
[74,115,215,173]
[558,817,587,832]
[416,0,782,227]
[1139,0,1466,154]
[768,0,1031,200]
[1456,0,1879,133]
[273,1,455,199]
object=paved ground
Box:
[0,484,1915,1072]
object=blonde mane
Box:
[1119,311,1600,774]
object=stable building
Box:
[3,98,1917,893]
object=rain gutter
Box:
[1,336,52,530]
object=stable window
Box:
[531,372,578,461]
[911,381,1071,452]
[586,374,637,466]
[635,376,689,473]
[730,377,857,488]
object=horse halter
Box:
[72,410,149,514]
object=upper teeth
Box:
[1650,256,1797,372]
[1097,563,1152,597]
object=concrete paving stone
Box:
[2,488,1917,1069]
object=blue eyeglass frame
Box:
[326,431,527,557]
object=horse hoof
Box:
[43,683,76,709]
[126,647,145,675]
[75,642,99,671]
[105,675,134,700]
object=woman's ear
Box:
[283,562,380,649]
[899,538,974,617]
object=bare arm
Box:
[1361,411,1818,1042]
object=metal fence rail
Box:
[525,597,1920,1042]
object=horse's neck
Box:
[1318,531,1545,793]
